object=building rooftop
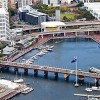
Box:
[41,21,66,27]
[19,5,46,16]
[0,8,8,14]
[0,79,19,89]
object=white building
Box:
[0,0,8,11]
[41,21,65,32]
[0,8,10,41]
[18,0,32,8]
[55,9,60,21]
[42,0,73,6]
[84,2,100,20]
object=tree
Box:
[8,8,17,16]
[60,6,68,13]
[63,16,69,22]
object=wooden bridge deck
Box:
[0,61,100,79]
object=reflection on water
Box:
[1,38,100,100]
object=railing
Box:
[0,61,100,78]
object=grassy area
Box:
[60,13,76,20]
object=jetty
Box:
[74,93,100,98]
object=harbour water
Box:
[1,38,100,100]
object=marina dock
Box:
[74,93,100,98]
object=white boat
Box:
[43,50,48,53]
[85,88,92,92]
[47,48,53,52]
[13,72,24,83]
[85,83,92,92]
[13,78,24,83]
[89,67,100,74]
[88,96,99,100]
[49,45,54,49]
[91,86,100,91]
[22,59,26,61]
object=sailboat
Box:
[13,72,24,83]
[85,83,92,92]
[87,95,99,100]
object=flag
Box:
[71,57,77,63]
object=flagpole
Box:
[75,57,79,87]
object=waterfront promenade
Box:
[8,37,49,62]
[8,34,100,62]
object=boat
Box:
[85,83,92,92]
[89,67,100,74]
[13,78,24,83]
[85,88,92,92]
[91,86,100,91]
[22,87,34,94]
[47,48,53,52]
[22,59,26,61]
[13,72,24,83]
[26,60,33,64]
[88,96,99,100]
[49,45,54,49]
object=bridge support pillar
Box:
[14,68,18,73]
[64,74,69,81]
[78,75,84,85]
[53,33,54,37]
[44,71,48,78]
[95,78,99,87]
[64,32,66,36]
[88,31,90,35]
[75,32,77,36]
[41,35,43,38]
[24,69,28,75]
[34,69,38,77]
[54,72,58,80]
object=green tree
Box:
[63,16,69,22]
[60,6,68,13]
[0,53,3,57]
[8,8,17,16]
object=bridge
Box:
[0,61,100,80]
[14,21,100,32]
[15,27,100,41]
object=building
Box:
[41,21,65,32]
[0,8,10,41]
[42,0,73,6]
[19,5,49,25]
[55,9,60,21]
[3,46,18,57]
[8,0,17,9]
[0,0,8,11]
[84,2,100,20]
[18,0,32,8]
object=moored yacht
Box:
[13,78,24,83]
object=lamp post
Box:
[74,57,79,87]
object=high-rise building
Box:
[0,8,10,40]
[0,0,8,11]
[0,0,10,41]
[8,0,17,9]
[55,9,60,21]
[18,0,32,8]
[42,0,73,6]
